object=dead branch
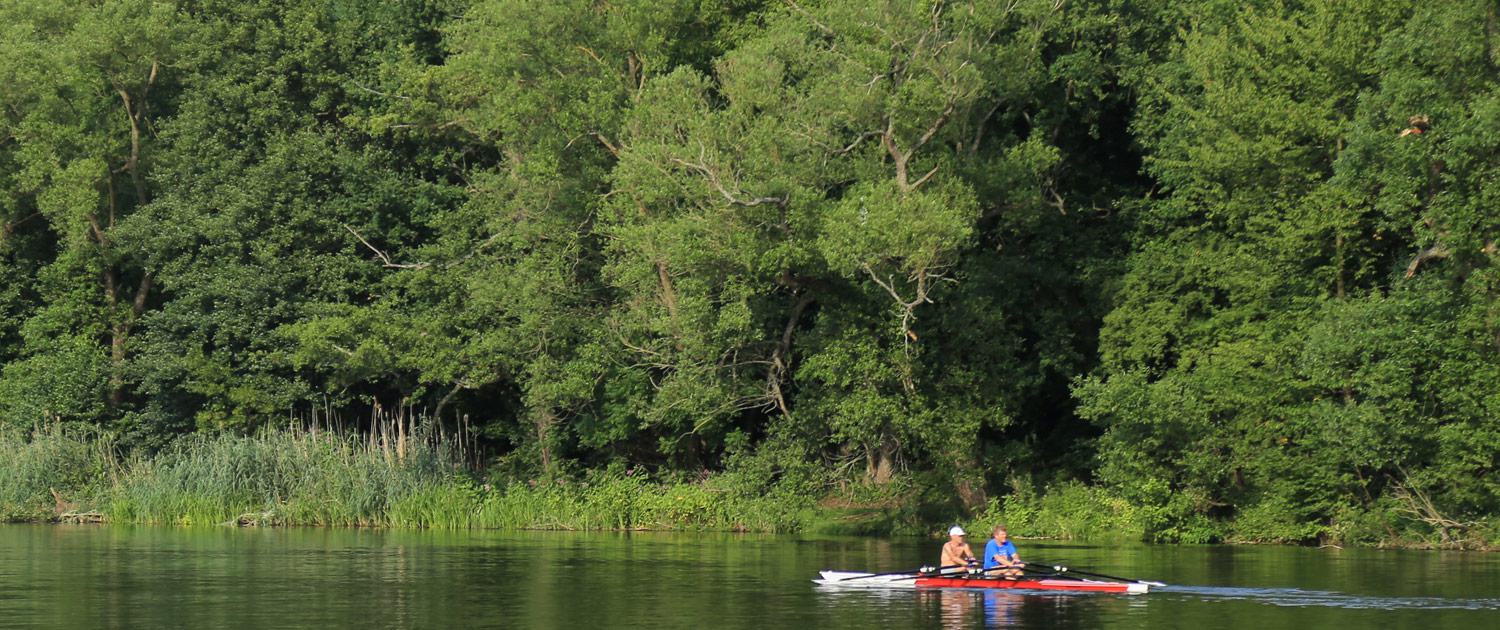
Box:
[837,131,885,155]
[439,230,507,270]
[591,131,622,157]
[341,223,431,270]
[1404,242,1451,278]
[783,0,835,37]
[860,262,951,378]
[575,45,605,65]
[670,146,788,208]
[969,100,1003,156]
[1390,470,1476,545]
[1,211,43,243]
[911,102,956,155]
[1047,187,1067,215]
[352,82,411,101]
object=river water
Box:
[2,525,1497,628]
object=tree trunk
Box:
[535,408,557,478]
[866,438,897,484]
[954,476,987,514]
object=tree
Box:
[0,0,181,427]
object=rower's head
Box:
[947,525,966,542]
[993,525,1008,542]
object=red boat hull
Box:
[914,577,1137,593]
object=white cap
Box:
[948,526,966,536]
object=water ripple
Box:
[1158,585,1500,610]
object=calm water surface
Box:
[2,524,1498,628]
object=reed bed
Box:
[0,425,115,520]
[0,424,816,532]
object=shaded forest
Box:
[2,0,1498,544]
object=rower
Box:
[939,526,977,574]
[983,525,1023,578]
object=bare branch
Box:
[837,131,884,155]
[1047,187,1068,215]
[575,45,605,65]
[783,0,835,37]
[970,100,1004,156]
[1,211,42,242]
[440,230,507,269]
[1404,242,1450,278]
[909,164,941,190]
[352,82,411,101]
[910,102,956,155]
[861,262,917,309]
[341,223,430,270]
[590,131,622,157]
[1390,468,1477,546]
[670,151,788,208]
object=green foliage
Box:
[974,481,1146,543]
[1082,0,1500,546]
[3,0,1499,547]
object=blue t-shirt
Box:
[983,539,1018,570]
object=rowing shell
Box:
[915,576,1147,594]
[813,571,1149,594]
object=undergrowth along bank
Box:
[967,480,1500,551]
[4,426,1495,549]
[0,425,829,532]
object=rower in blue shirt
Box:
[982,525,1024,578]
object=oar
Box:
[1014,563,1077,579]
[837,564,964,581]
[1026,560,1166,587]
[891,565,977,581]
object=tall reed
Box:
[2,423,817,532]
[0,424,114,520]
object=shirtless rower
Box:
[939,526,977,574]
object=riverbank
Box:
[0,426,913,533]
[2,427,1493,549]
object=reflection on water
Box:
[981,591,1024,627]
[916,588,1120,629]
[2,525,1500,629]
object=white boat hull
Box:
[813,570,919,588]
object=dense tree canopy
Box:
[2,0,1496,543]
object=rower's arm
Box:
[993,549,1019,567]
